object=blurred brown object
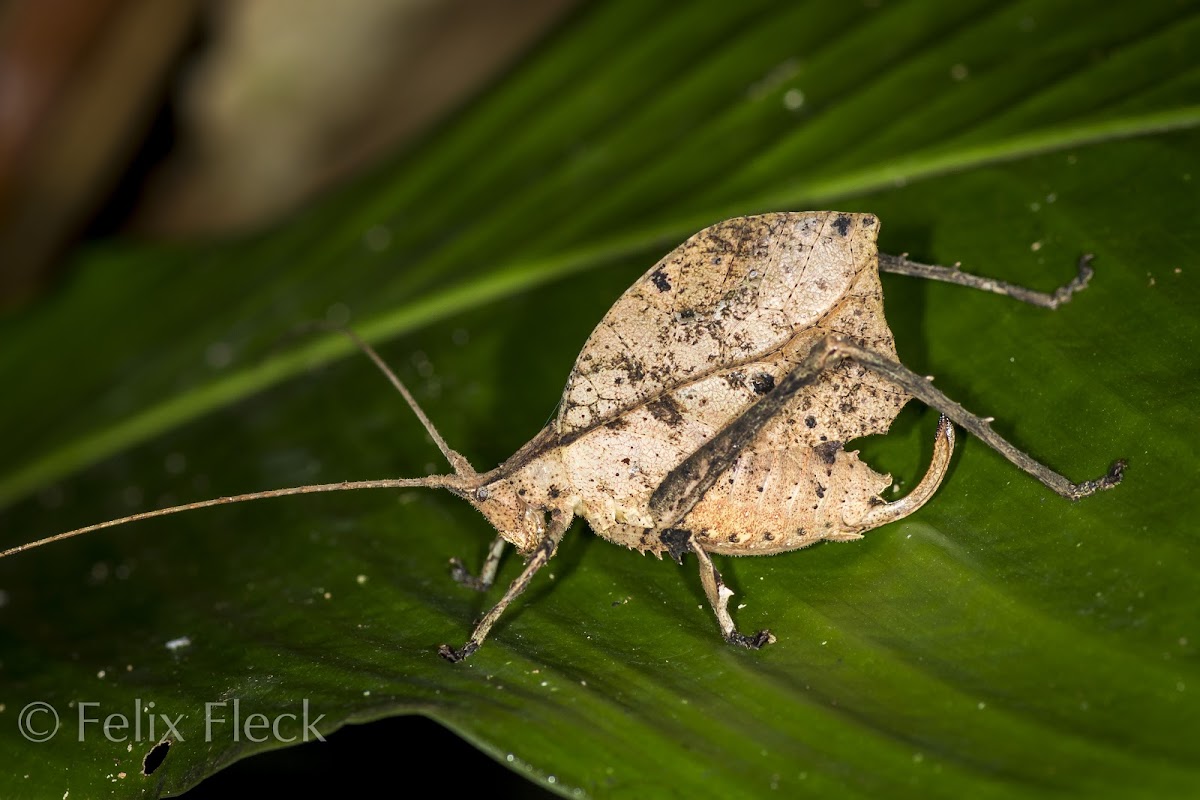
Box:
[0,0,577,310]
[133,0,578,236]
[0,0,201,308]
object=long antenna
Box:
[4,325,480,560]
[323,325,477,478]
[1,475,466,560]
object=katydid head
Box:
[455,434,575,554]
[461,479,548,553]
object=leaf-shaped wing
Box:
[556,212,885,435]
[552,212,909,546]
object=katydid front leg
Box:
[439,512,570,662]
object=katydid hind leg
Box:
[855,414,955,530]
[651,333,1122,534]
[827,336,1124,500]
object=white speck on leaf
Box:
[165,636,192,652]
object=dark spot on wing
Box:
[625,358,646,383]
[815,440,842,465]
[647,396,684,426]
[804,415,817,429]
[750,372,775,395]
[650,269,672,292]
[832,214,852,236]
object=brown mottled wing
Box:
[681,430,894,557]
[557,212,884,435]
[554,212,909,544]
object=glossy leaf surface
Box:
[1,2,1197,797]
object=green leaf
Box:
[2,1,1198,797]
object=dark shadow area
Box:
[180,714,557,798]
